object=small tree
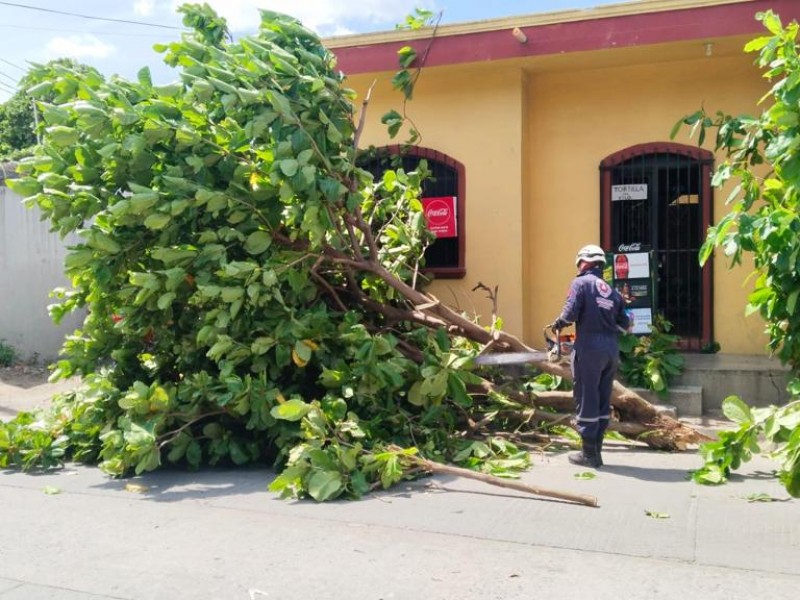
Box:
[0,59,98,159]
[673,10,800,496]
[0,90,36,158]
[0,4,703,500]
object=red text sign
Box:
[422,196,457,238]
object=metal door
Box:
[600,143,714,349]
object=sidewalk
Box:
[0,383,798,599]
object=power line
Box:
[0,58,25,72]
[0,80,16,94]
[0,69,18,84]
[0,22,176,38]
[0,1,182,30]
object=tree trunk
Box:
[469,374,711,451]
[328,253,708,451]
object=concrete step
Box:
[674,353,790,411]
[631,384,703,417]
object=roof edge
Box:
[324,0,753,48]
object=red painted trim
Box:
[333,1,799,75]
[600,168,612,250]
[600,141,714,168]
[701,161,714,348]
[373,145,466,279]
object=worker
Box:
[550,244,630,468]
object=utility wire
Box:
[0,58,25,72]
[0,69,18,84]
[0,1,182,30]
[0,80,16,93]
[0,22,174,37]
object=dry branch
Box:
[418,457,598,507]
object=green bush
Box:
[0,340,17,367]
[618,315,684,397]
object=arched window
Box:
[358,145,466,279]
[600,142,714,350]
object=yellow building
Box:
[327,0,799,358]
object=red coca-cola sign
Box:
[614,254,629,279]
[422,196,457,238]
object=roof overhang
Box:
[327,0,799,74]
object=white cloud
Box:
[133,0,156,17]
[170,0,435,35]
[45,35,116,60]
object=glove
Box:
[550,318,568,332]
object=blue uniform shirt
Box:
[559,267,630,351]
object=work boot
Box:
[568,438,601,468]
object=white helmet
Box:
[575,244,606,267]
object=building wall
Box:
[348,65,527,336]
[0,184,85,361]
[524,50,769,354]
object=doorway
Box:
[600,143,714,350]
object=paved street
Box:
[0,433,797,599]
[1,373,798,599]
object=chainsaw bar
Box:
[473,351,550,366]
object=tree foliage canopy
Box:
[673,10,800,497]
[0,59,99,160]
[0,4,705,500]
[0,89,36,159]
[1,4,534,499]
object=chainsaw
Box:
[543,325,574,362]
[473,325,573,366]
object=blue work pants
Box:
[571,346,618,440]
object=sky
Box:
[0,0,629,102]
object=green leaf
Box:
[744,492,779,502]
[307,470,343,501]
[407,381,425,406]
[722,396,753,424]
[279,159,299,177]
[144,213,171,230]
[397,46,417,68]
[744,35,773,53]
[244,231,272,255]
[251,336,276,355]
[270,398,311,422]
[43,486,62,495]
[45,126,80,147]
[787,289,800,316]
[573,471,597,480]
[65,249,94,270]
[293,340,312,364]
[157,292,176,310]
[644,510,670,519]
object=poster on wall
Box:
[605,244,656,335]
[421,196,457,238]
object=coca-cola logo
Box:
[618,242,642,252]
[425,200,451,225]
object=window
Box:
[358,145,466,278]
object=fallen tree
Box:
[0,4,706,502]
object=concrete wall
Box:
[0,182,85,362]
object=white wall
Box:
[0,183,85,362]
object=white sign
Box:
[628,308,653,335]
[612,184,648,201]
